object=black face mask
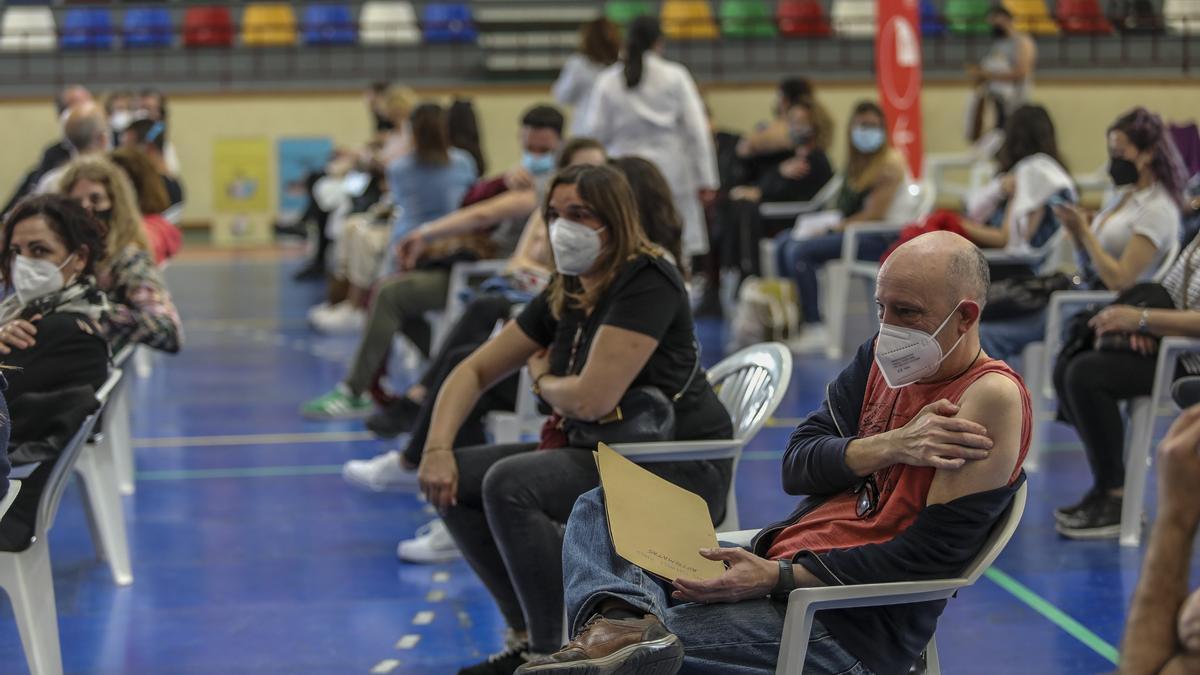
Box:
[374,112,395,132]
[1108,157,1140,187]
[93,208,113,225]
[991,25,1006,37]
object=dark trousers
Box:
[1054,349,1156,492]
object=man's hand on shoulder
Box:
[926,373,1024,506]
[890,398,994,470]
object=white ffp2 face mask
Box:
[12,254,74,306]
[874,301,967,389]
[549,217,604,276]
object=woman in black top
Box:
[0,195,111,550]
[418,165,733,674]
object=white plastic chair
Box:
[425,258,509,355]
[758,176,845,278]
[1163,0,1195,33]
[0,481,19,522]
[830,0,876,37]
[722,481,1027,673]
[0,6,56,52]
[0,411,103,675]
[486,367,543,444]
[76,370,134,586]
[359,1,421,45]
[610,342,793,532]
[108,346,138,495]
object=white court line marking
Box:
[457,611,473,628]
[432,571,450,583]
[395,634,421,650]
[413,611,435,625]
[370,659,401,674]
[134,431,376,448]
[426,589,446,602]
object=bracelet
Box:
[531,372,551,396]
[425,447,454,456]
[770,559,795,599]
[1138,309,1151,334]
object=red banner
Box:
[876,0,924,179]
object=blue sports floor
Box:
[0,252,1190,673]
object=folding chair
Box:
[722,481,1028,673]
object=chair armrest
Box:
[786,578,966,613]
[720,529,758,548]
[760,201,825,219]
[981,248,1042,267]
[1043,289,1117,356]
[839,221,905,263]
[1153,337,1200,402]
[0,480,20,521]
[608,439,743,463]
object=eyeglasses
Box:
[855,475,880,519]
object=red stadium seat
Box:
[1056,0,1113,34]
[183,6,234,47]
[777,0,832,36]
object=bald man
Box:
[520,232,1032,675]
[34,101,110,196]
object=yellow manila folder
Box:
[595,443,726,581]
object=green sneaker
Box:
[301,386,374,420]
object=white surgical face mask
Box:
[549,217,604,276]
[874,301,967,388]
[110,110,132,133]
[12,254,74,306]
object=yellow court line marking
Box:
[133,431,377,448]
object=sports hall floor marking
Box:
[412,611,435,626]
[984,567,1120,665]
[395,635,421,650]
[369,659,400,674]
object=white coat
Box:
[552,53,605,137]
[580,52,719,257]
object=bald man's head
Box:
[63,102,109,154]
[881,231,990,311]
[57,85,93,115]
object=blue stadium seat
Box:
[62,8,115,50]
[920,0,947,35]
[122,7,172,48]
[302,4,357,45]
[421,3,477,43]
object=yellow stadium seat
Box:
[1003,0,1060,35]
[662,0,720,39]
[242,3,299,46]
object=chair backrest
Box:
[1,6,57,52]
[607,1,656,25]
[962,480,1028,585]
[302,4,357,45]
[885,180,931,223]
[1163,0,1194,32]
[707,342,793,442]
[944,0,991,34]
[1152,235,1182,282]
[720,0,777,37]
[777,0,832,36]
[122,7,173,48]
[830,0,876,37]
[1003,0,1060,34]
[62,8,114,50]
[422,3,477,42]
[242,3,298,46]
[920,0,947,35]
[359,1,420,45]
[35,411,102,541]
[183,6,235,47]
[661,0,720,39]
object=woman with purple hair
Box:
[1049,106,1193,540]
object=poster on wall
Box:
[876,0,924,179]
[212,137,271,246]
[277,137,334,224]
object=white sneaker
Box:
[307,302,334,325]
[788,324,829,354]
[342,450,419,492]
[397,519,462,563]
[312,302,366,334]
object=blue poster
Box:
[277,137,334,220]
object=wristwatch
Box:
[771,559,796,599]
[1138,309,1150,334]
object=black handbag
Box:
[562,341,702,449]
[982,272,1079,321]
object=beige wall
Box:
[1,80,1198,227]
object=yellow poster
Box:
[213,138,270,213]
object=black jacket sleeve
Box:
[780,339,874,496]
[795,476,1024,585]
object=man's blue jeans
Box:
[562,488,873,674]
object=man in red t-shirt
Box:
[520,232,1031,675]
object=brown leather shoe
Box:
[515,613,682,675]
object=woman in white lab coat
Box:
[552,18,620,137]
[580,16,719,259]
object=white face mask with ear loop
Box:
[549,217,605,276]
[874,301,969,389]
[12,254,76,306]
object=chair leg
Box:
[0,541,64,675]
[924,633,941,675]
[1121,397,1155,547]
[824,262,848,361]
[133,346,153,379]
[716,485,739,533]
[1021,342,1046,472]
[109,383,136,496]
[774,606,816,675]
[75,444,134,585]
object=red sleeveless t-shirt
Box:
[766,355,1031,561]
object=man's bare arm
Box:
[926,372,1022,506]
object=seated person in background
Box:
[1120,408,1200,674]
[34,101,111,196]
[122,118,185,224]
[522,232,1029,675]
[353,138,608,441]
[135,87,182,177]
[110,146,182,265]
[59,157,183,354]
[1053,229,1200,540]
[2,85,93,216]
[417,164,732,674]
[0,195,111,550]
[736,77,834,181]
[958,104,1074,254]
[310,102,477,333]
[981,106,1186,361]
[300,105,565,420]
[774,101,907,353]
